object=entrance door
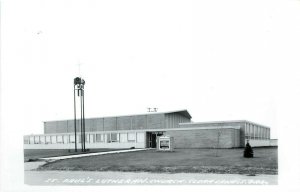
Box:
[147,132,157,148]
[147,132,164,148]
[150,133,157,148]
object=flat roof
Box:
[180,120,270,129]
[43,109,192,122]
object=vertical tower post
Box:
[74,84,77,152]
[80,89,83,151]
[82,89,86,150]
[74,77,86,152]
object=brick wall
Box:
[147,114,165,129]
[117,116,132,130]
[165,128,239,148]
[179,121,245,147]
[132,115,147,130]
[104,117,117,131]
[94,118,104,131]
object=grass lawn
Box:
[24,148,123,162]
[38,147,278,175]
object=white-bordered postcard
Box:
[1,0,300,191]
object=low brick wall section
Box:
[166,128,240,148]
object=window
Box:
[259,127,262,139]
[34,136,40,144]
[90,134,95,143]
[24,137,29,144]
[57,135,63,143]
[30,136,34,144]
[106,133,111,143]
[46,136,51,144]
[137,133,144,142]
[245,124,250,137]
[96,134,103,142]
[85,134,89,143]
[128,133,136,142]
[70,135,75,143]
[120,133,127,142]
[63,135,69,143]
[250,125,254,138]
[51,136,57,144]
[40,136,45,144]
[111,133,118,142]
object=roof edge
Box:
[179,120,270,128]
[43,109,192,122]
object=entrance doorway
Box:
[147,132,164,148]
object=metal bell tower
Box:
[73,77,86,152]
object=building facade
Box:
[23,110,272,149]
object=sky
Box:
[2,0,300,139]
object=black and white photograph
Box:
[1,0,300,191]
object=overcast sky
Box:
[2,0,300,139]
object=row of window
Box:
[244,123,270,140]
[24,132,144,144]
[244,136,269,140]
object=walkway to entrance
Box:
[39,148,150,161]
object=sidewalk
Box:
[39,148,150,161]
